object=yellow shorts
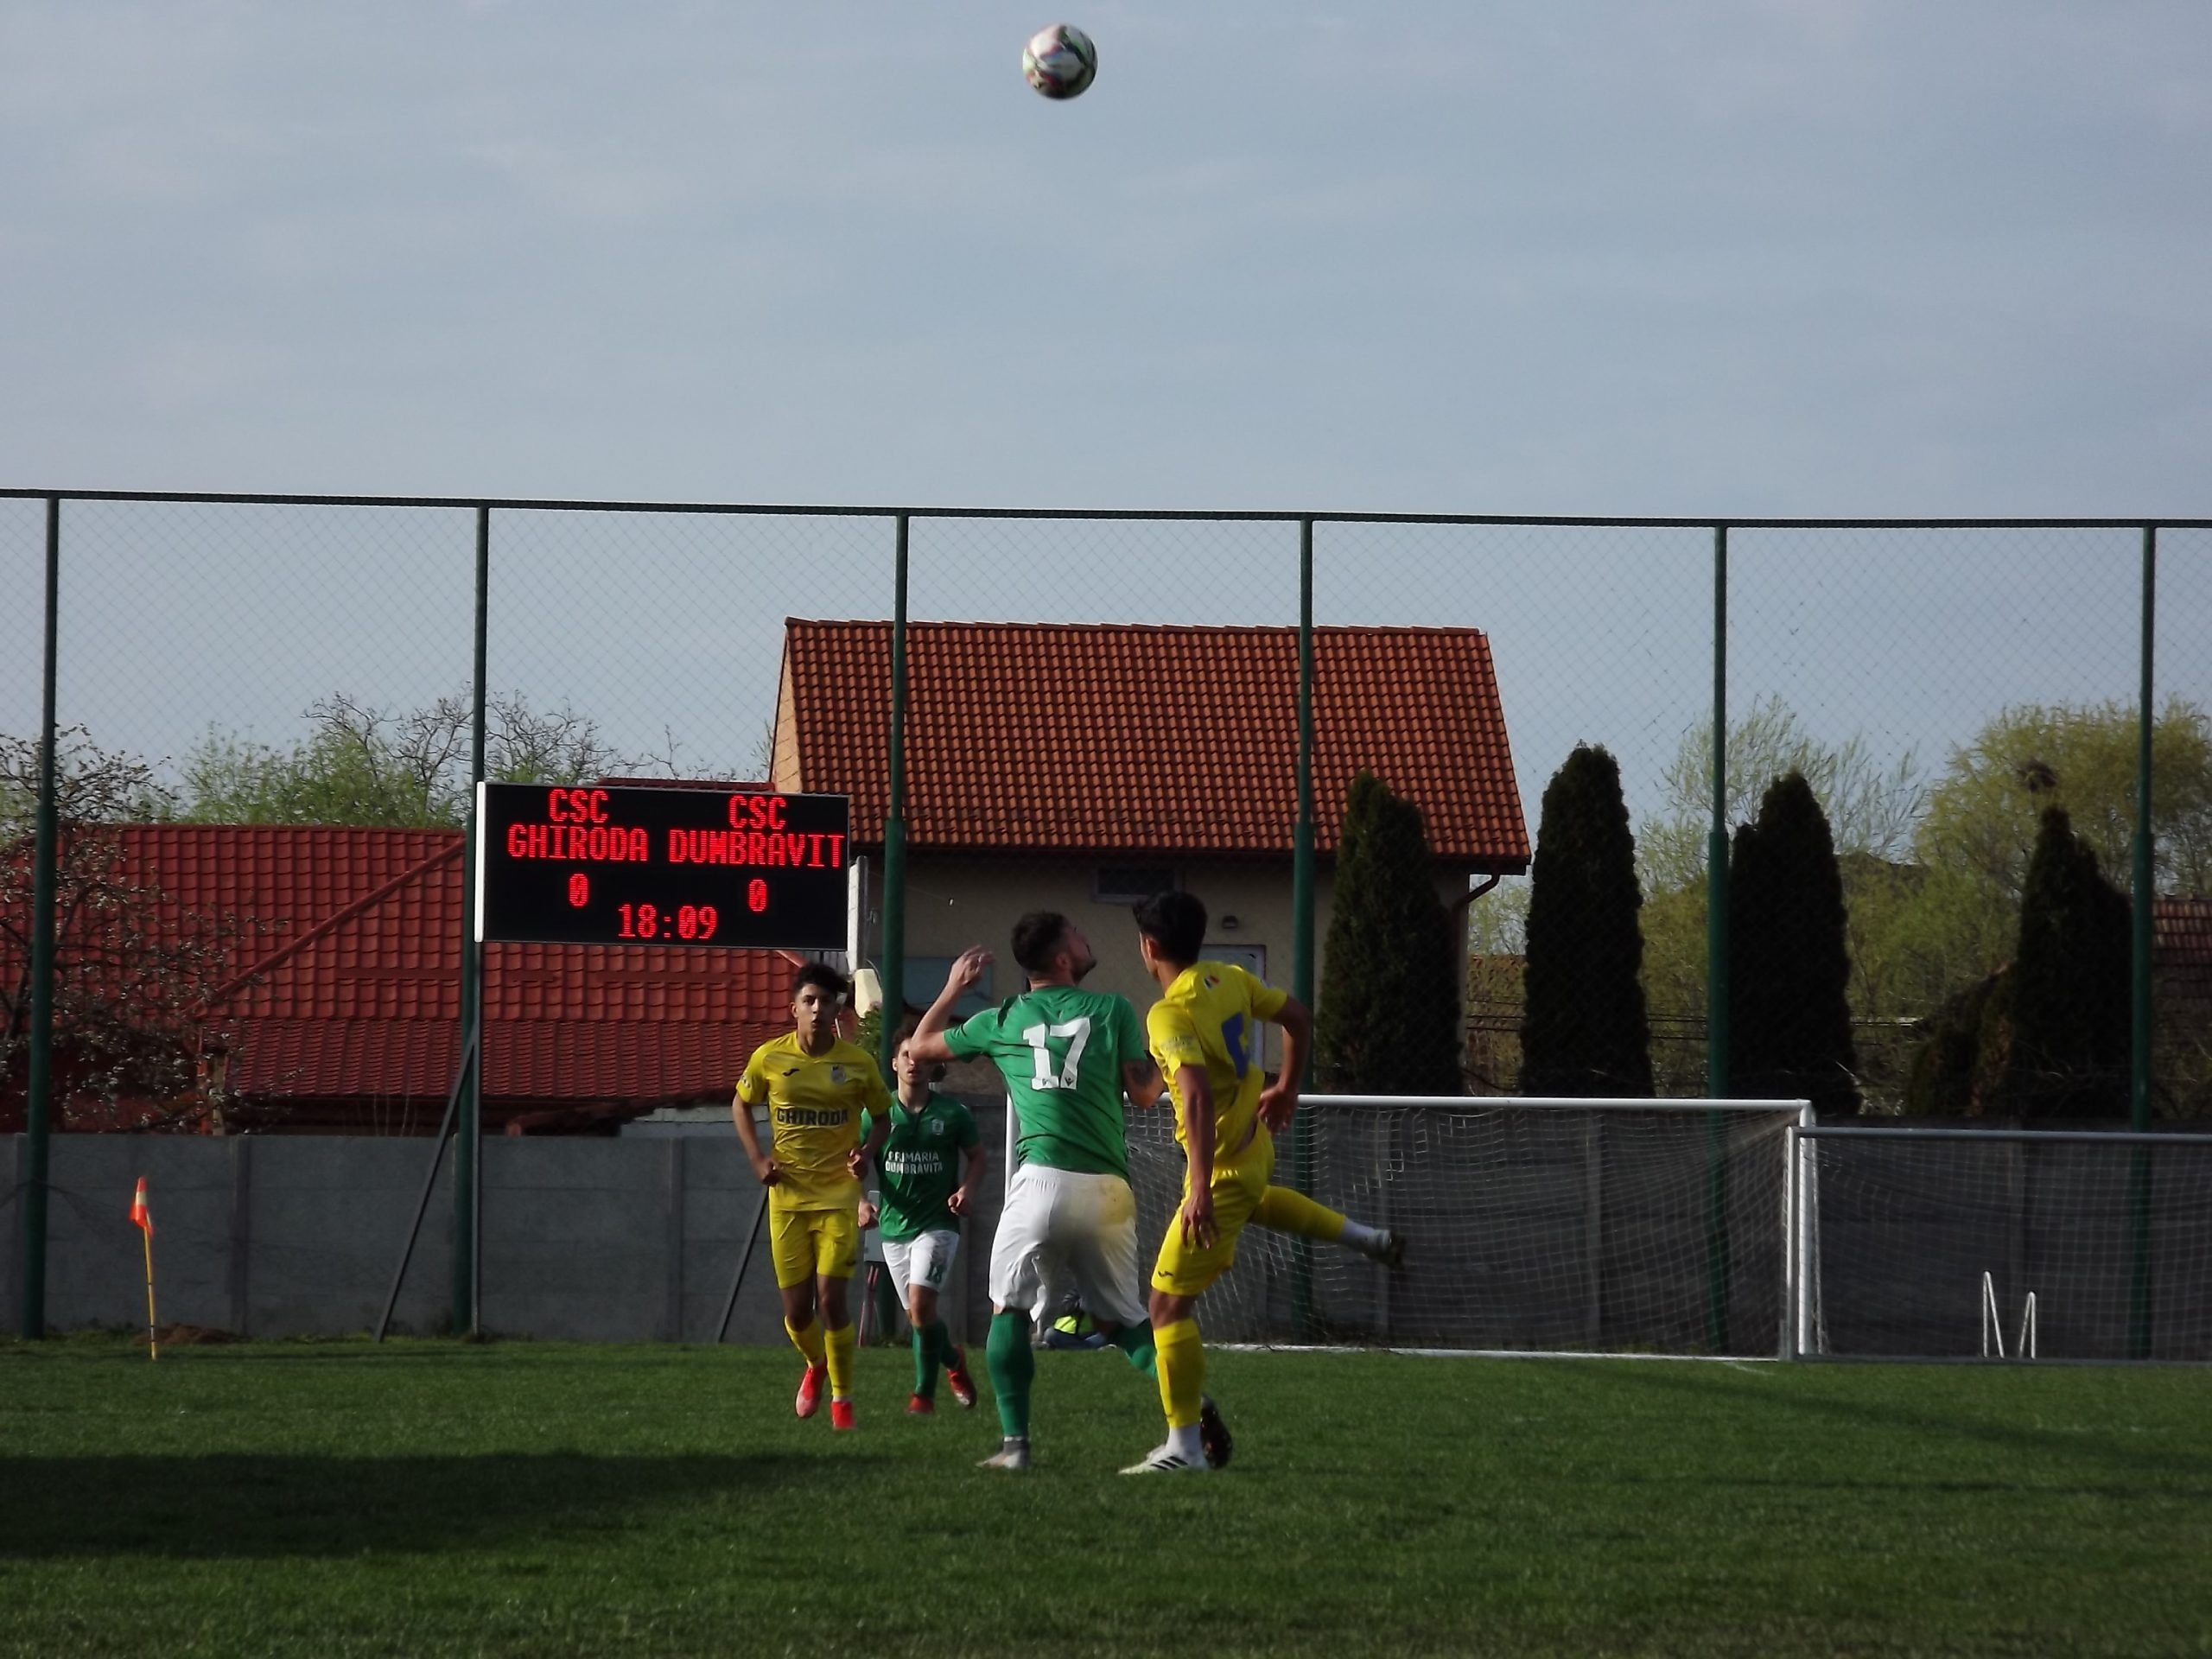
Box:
[769,1203,860,1289]
[1150,1135,1273,1299]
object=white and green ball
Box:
[1024,23,1097,99]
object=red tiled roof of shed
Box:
[2157,896,2212,1006]
[17,824,796,1110]
[779,620,1529,868]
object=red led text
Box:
[668,828,845,869]
[505,823,651,862]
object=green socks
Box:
[1111,1319,1158,1378]
[912,1319,955,1399]
[986,1311,1034,1439]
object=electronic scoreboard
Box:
[474,781,850,950]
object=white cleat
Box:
[977,1438,1032,1471]
[1120,1444,1209,1475]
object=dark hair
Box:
[1011,911,1073,975]
[1133,890,1206,965]
[889,1009,945,1081]
[790,961,850,1004]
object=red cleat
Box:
[944,1349,978,1409]
[794,1363,826,1420]
[906,1393,935,1416]
[830,1397,857,1431]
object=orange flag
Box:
[129,1178,154,1238]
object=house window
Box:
[1094,865,1176,905]
[901,956,995,1020]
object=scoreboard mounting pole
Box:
[455,505,488,1338]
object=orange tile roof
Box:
[6,824,796,1108]
[2157,896,2212,1005]
[779,620,1529,868]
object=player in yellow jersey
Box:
[733,962,892,1429]
[1124,889,1315,1474]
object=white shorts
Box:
[882,1230,960,1303]
[987,1164,1147,1330]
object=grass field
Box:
[2,1336,2208,1657]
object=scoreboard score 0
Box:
[474,781,851,950]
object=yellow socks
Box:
[784,1316,826,1370]
[1154,1316,1205,1430]
[1254,1184,1347,1243]
[824,1320,857,1401]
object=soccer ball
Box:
[1023,23,1097,99]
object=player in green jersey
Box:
[858,1012,988,1416]
[911,911,1225,1472]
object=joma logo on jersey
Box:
[773,1106,848,1128]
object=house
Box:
[0,823,797,1135]
[767,620,1530,1049]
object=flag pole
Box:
[141,1225,158,1362]
[130,1177,157,1361]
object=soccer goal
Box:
[1103,1095,1815,1358]
[1796,1126,2212,1362]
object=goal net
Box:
[1799,1128,2212,1362]
[1032,1094,1810,1357]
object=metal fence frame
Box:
[8,487,2209,1340]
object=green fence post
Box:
[880,514,909,1071]
[1291,518,1317,1339]
[454,505,489,1335]
[19,497,60,1339]
[1705,524,1732,1352]
[2128,525,2157,1358]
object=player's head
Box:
[1011,910,1096,984]
[890,1010,944,1090]
[1134,889,1205,976]
[789,961,849,1050]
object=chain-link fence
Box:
[4,491,2209,1344]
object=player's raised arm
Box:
[909,944,993,1065]
[1257,995,1312,1132]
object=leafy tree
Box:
[177,690,633,827]
[1,729,248,1129]
[1520,747,1653,1097]
[1990,807,2133,1118]
[1640,696,1927,895]
[1914,697,2212,933]
[1728,772,1859,1118]
[1317,772,1463,1095]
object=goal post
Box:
[1110,1094,1813,1359]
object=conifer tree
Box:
[1728,771,1861,1119]
[1993,806,2132,1118]
[1520,746,1654,1097]
[1317,772,1463,1094]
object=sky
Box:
[4,0,2210,513]
[3,3,2209,840]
